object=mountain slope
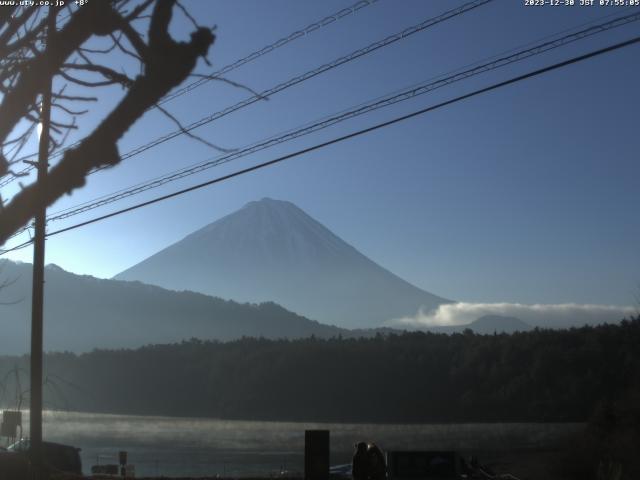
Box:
[0,260,344,355]
[115,198,451,328]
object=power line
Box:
[0,0,382,187]
[36,10,640,228]
[15,0,503,223]
[2,0,491,188]
[3,33,639,255]
[91,0,491,172]
[0,237,33,254]
[159,0,381,106]
[46,7,640,216]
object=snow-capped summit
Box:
[115,198,450,328]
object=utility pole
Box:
[30,5,56,478]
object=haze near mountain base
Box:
[0,259,346,355]
[115,198,450,329]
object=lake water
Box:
[10,410,583,477]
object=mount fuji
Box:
[115,198,450,328]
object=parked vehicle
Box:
[3,438,82,475]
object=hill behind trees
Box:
[0,259,344,354]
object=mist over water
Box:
[11,410,584,477]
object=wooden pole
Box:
[30,5,56,478]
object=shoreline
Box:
[5,407,590,426]
[70,445,570,480]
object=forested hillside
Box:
[0,260,344,354]
[1,317,638,423]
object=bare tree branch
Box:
[0,0,216,244]
[154,102,234,153]
[52,94,98,102]
[52,103,89,116]
[0,2,121,149]
[62,62,134,87]
[189,73,268,99]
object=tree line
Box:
[1,317,639,423]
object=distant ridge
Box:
[425,315,533,334]
[115,198,451,329]
[469,315,533,333]
[0,259,345,355]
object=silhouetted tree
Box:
[0,0,216,244]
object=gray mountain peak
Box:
[115,198,450,328]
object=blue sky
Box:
[2,0,639,307]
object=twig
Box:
[189,73,269,100]
[154,102,236,154]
